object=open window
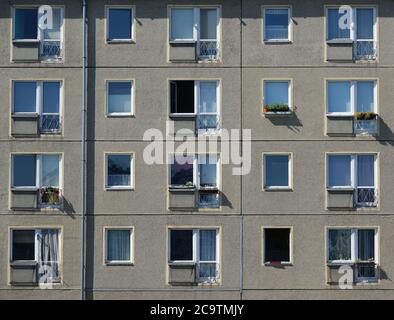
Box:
[263,228,291,265]
[10,229,61,286]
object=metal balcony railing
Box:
[198,40,220,60]
[354,119,377,135]
[356,187,377,207]
[354,40,377,61]
[40,41,62,61]
[196,115,220,134]
[41,115,61,133]
[38,187,62,208]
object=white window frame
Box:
[106,80,134,116]
[263,227,293,265]
[262,153,292,190]
[325,6,377,43]
[168,228,220,282]
[11,154,62,190]
[106,6,135,43]
[104,227,134,265]
[326,227,379,282]
[262,6,292,43]
[169,7,220,43]
[105,153,134,190]
[326,80,377,116]
[197,154,220,190]
[263,80,292,113]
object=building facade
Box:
[1,0,394,300]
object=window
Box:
[106,154,133,189]
[105,228,133,264]
[170,80,220,132]
[326,7,377,60]
[12,154,62,207]
[13,7,64,60]
[263,7,291,42]
[13,81,62,133]
[106,81,133,116]
[169,229,219,282]
[169,7,220,59]
[263,154,292,190]
[263,80,291,113]
[107,7,134,42]
[263,228,291,264]
[11,229,61,283]
[170,155,195,188]
[327,228,378,282]
[327,154,377,207]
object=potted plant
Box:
[185,181,194,188]
[263,103,290,113]
[354,112,377,121]
[40,187,60,205]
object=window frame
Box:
[262,226,293,266]
[104,152,134,190]
[262,153,293,191]
[103,227,134,265]
[105,80,134,117]
[262,79,293,113]
[326,79,378,116]
[169,6,220,43]
[262,6,292,43]
[326,227,379,282]
[105,5,136,43]
[11,153,63,191]
[168,228,220,282]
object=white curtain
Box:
[37,229,60,283]
[107,230,131,262]
[199,230,216,279]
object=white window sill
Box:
[12,39,40,44]
[11,187,38,192]
[105,186,134,191]
[106,113,134,118]
[263,111,293,116]
[107,39,135,44]
[264,39,292,44]
[326,113,354,117]
[264,261,293,266]
[12,113,39,118]
[105,261,134,266]
[264,186,292,192]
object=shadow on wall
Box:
[61,197,76,218]
[264,113,303,133]
[377,118,394,146]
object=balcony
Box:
[354,40,377,61]
[356,187,377,208]
[41,115,61,133]
[40,41,62,61]
[354,112,378,136]
[197,40,220,61]
[11,187,62,210]
[196,115,220,134]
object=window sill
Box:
[264,187,293,192]
[263,111,293,117]
[12,113,39,119]
[11,187,38,192]
[169,114,196,118]
[105,262,134,266]
[12,39,40,44]
[264,261,293,266]
[169,40,196,44]
[264,39,292,44]
[326,114,354,118]
[169,186,196,192]
[326,39,353,44]
[105,187,134,191]
[106,113,134,118]
[327,187,354,192]
[107,39,136,44]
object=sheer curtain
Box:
[199,230,217,279]
[327,9,350,40]
[107,230,131,262]
[328,229,351,261]
[37,229,60,283]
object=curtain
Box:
[265,8,289,40]
[171,9,194,40]
[200,9,217,40]
[37,229,60,283]
[327,8,350,40]
[328,155,351,187]
[356,82,374,112]
[42,155,60,187]
[328,229,351,261]
[199,230,216,279]
[358,229,375,261]
[107,230,131,262]
[264,81,289,106]
[108,82,132,114]
[357,9,374,39]
[327,81,351,113]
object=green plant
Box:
[40,187,60,205]
[185,181,194,187]
[355,112,377,121]
[263,104,290,113]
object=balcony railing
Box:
[354,119,377,135]
[197,262,219,283]
[39,187,62,208]
[198,191,220,209]
[40,41,62,61]
[356,187,377,207]
[41,115,61,133]
[198,40,220,60]
[354,40,377,61]
[196,115,220,134]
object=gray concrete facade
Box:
[1,0,394,300]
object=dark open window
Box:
[12,230,35,261]
[170,81,195,114]
[264,228,290,263]
[170,230,193,261]
[14,8,38,40]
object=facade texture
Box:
[1,0,394,299]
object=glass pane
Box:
[170,230,193,261]
[108,8,132,40]
[198,192,219,208]
[265,8,289,40]
[14,82,37,113]
[264,81,289,106]
[199,155,217,187]
[200,9,217,39]
[42,8,62,40]
[170,155,194,186]
[327,8,351,40]
[199,230,216,261]
[264,229,290,262]
[357,155,374,187]
[107,230,131,261]
[357,9,374,40]
[43,82,60,114]
[107,155,131,187]
[171,9,194,40]
[358,229,375,261]
[356,82,374,112]
[12,230,35,261]
[328,229,352,261]
[14,8,38,40]
[265,155,289,187]
[108,82,132,114]
[327,81,351,113]
[13,155,36,187]
[42,155,60,187]
[198,263,216,279]
[199,82,217,113]
[328,155,351,187]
